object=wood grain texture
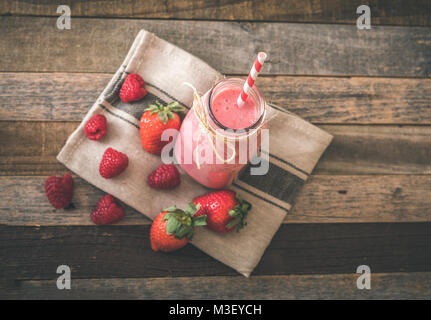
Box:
[1,122,430,176]
[1,73,430,124]
[0,73,108,121]
[0,176,149,226]
[316,125,431,174]
[2,223,431,279]
[2,175,430,226]
[1,17,430,76]
[2,0,430,26]
[3,272,430,299]
[291,174,431,223]
[0,122,75,176]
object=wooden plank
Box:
[1,17,430,77]
[2,272,431,299]
[1,122,430,176]
[0,176,149,226]
[1,73,430,124]
[2,0,430,26]
[0,122,76,176]
[0,73,108,121]
[290,174,431,223]
[1,175,431,226]
[316,125,431,175]
[2,223,431,279]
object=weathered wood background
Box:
[0,0,430,299]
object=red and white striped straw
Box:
[237,52,267,107]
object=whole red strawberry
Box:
[150,203,206,252]
[84,114,107,140]
[193,190,251,233]
[147,164,180,190]
[140,100,184,155]
[99,147,129,179]
[119,73,147,103]
[45,174,74,209]
[91,194,125,225]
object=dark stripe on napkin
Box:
[232,182,288,212]
[99,104,139,129]
[238,160,304,206]
[115,92,166,120]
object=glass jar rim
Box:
[207,78,266,132]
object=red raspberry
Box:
[99,147,129,179]
[44,174,74,209]
[119,73,147,103]
[84,114,107,140]
[91,194,125,225]
[147,164,181,190]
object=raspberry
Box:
[99,147,129,179]
[44,174,74,209]
[119,73,147,103]
[91,194,125,225]
[147,164,181,190]
[84,114,107,140]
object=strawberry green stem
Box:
[226,194,252,231]
[163,203,206,240]
[145,100,185,124]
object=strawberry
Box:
[44,174,74,209]
[140,100,184,155]
[99,147,129,179]
[193,190,251,233]
[147,164,181,190]
[119,73,147,103]
[150,203,206,252]
[84,114,107,140]
[91,194,125,225]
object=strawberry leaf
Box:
[144,100,184,124]
[164,206,178,212]
[172,107,185,113]
[161,202,204,240]
[192,215,207,227]
[164,206,184,215]
[166,216,181,235]
[226,217,241,229]
[225,193,252,232]
[145,104,159,114]
[163,212,175,220]
[228,209,238,217]
[174,224,190,239]
[158,111,168,124]
[184,202,200,216]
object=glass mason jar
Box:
[174,78,267,189]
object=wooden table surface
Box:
[1,0,431,299]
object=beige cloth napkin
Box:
[58,30,333,277]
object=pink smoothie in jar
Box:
[174,78,266,189]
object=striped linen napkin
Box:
[58,30,332,277]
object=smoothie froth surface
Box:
[211,88,258,129]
